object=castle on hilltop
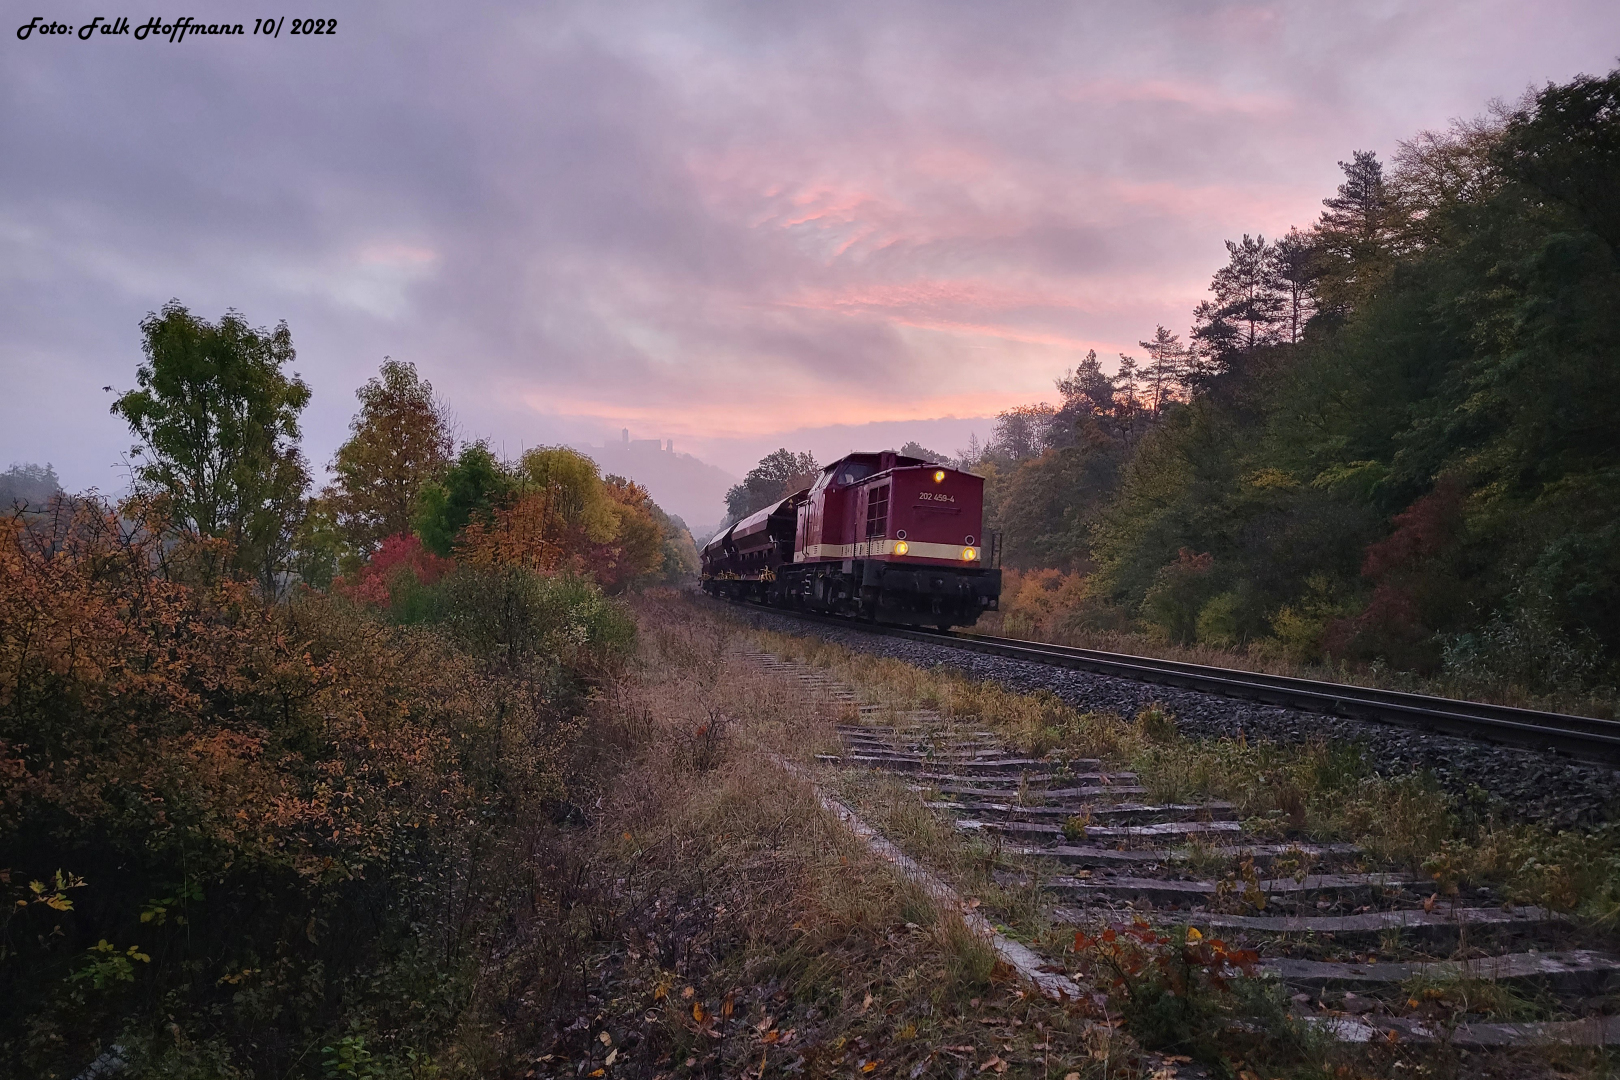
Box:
[574,430,736,534]
[606,428,675,454]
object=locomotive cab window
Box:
[864,484,890,538]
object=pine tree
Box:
[1314,150,1396,315]
[1189,234,1287,382]
[1138,326,1188,415]
[1271,227,1319,343]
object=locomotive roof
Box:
[814,451,982,489]
[818,451,932,473]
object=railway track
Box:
[716,597,1620,766]
[742,645,1620,1053]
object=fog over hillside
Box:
[576,432,738,539]
[0,463,62,509]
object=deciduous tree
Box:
[109,300,310,592]
[724,449,820,520]
[415,441,509,556]
[328,358,453,554]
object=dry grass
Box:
[502,591,1151,1080]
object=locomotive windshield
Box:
[809,457,878,494]
[837,461,875,485]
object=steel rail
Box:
[716,597,1620,766]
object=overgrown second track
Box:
[732,612,1620,1075]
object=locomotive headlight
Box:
[961,547,977,561]
[894,540,910,556]
[933,469,946,482]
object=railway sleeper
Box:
[1187,904,1564,936]
[828,753,1056,773]
[917,783,1150,800]
[927,800,1231,825]
[1004,871,1419,907]
[1264,949,1620,993]
[1313,1013,1620,1048]
[1009,840,1362,870]
[959,818,1244,843]
[835,726,1000,741]
[910,771,1092,786]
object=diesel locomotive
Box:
[700,451,1001,629]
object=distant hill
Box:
[576,435,737,539]
[0,462,62,509]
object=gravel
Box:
[737,608,1620,829]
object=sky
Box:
[3,1,1617,515]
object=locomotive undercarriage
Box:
[705,560,1000,630]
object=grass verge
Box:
[499,591,1156,1080]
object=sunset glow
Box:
[4,0,1616,490]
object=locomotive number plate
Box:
[918,492,955,503]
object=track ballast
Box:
[714,597,1620,766]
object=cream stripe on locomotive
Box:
[796,540,979,562]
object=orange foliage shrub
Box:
[458,489,564,572]
[998,567,1092,640]
[0,501,590,1074]
[456,477,665,593]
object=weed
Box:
[1069,920,1258,1063]
[1133,704,1179,744]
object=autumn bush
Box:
[0,500,633,1077]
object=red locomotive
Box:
[701,451,1001,629]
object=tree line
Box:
[953,68,1620,697]
[101,302,698,596]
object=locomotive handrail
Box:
[714,597,1620,766]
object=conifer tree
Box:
[1314,150,1397,314]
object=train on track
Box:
[701,450,1002,629]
